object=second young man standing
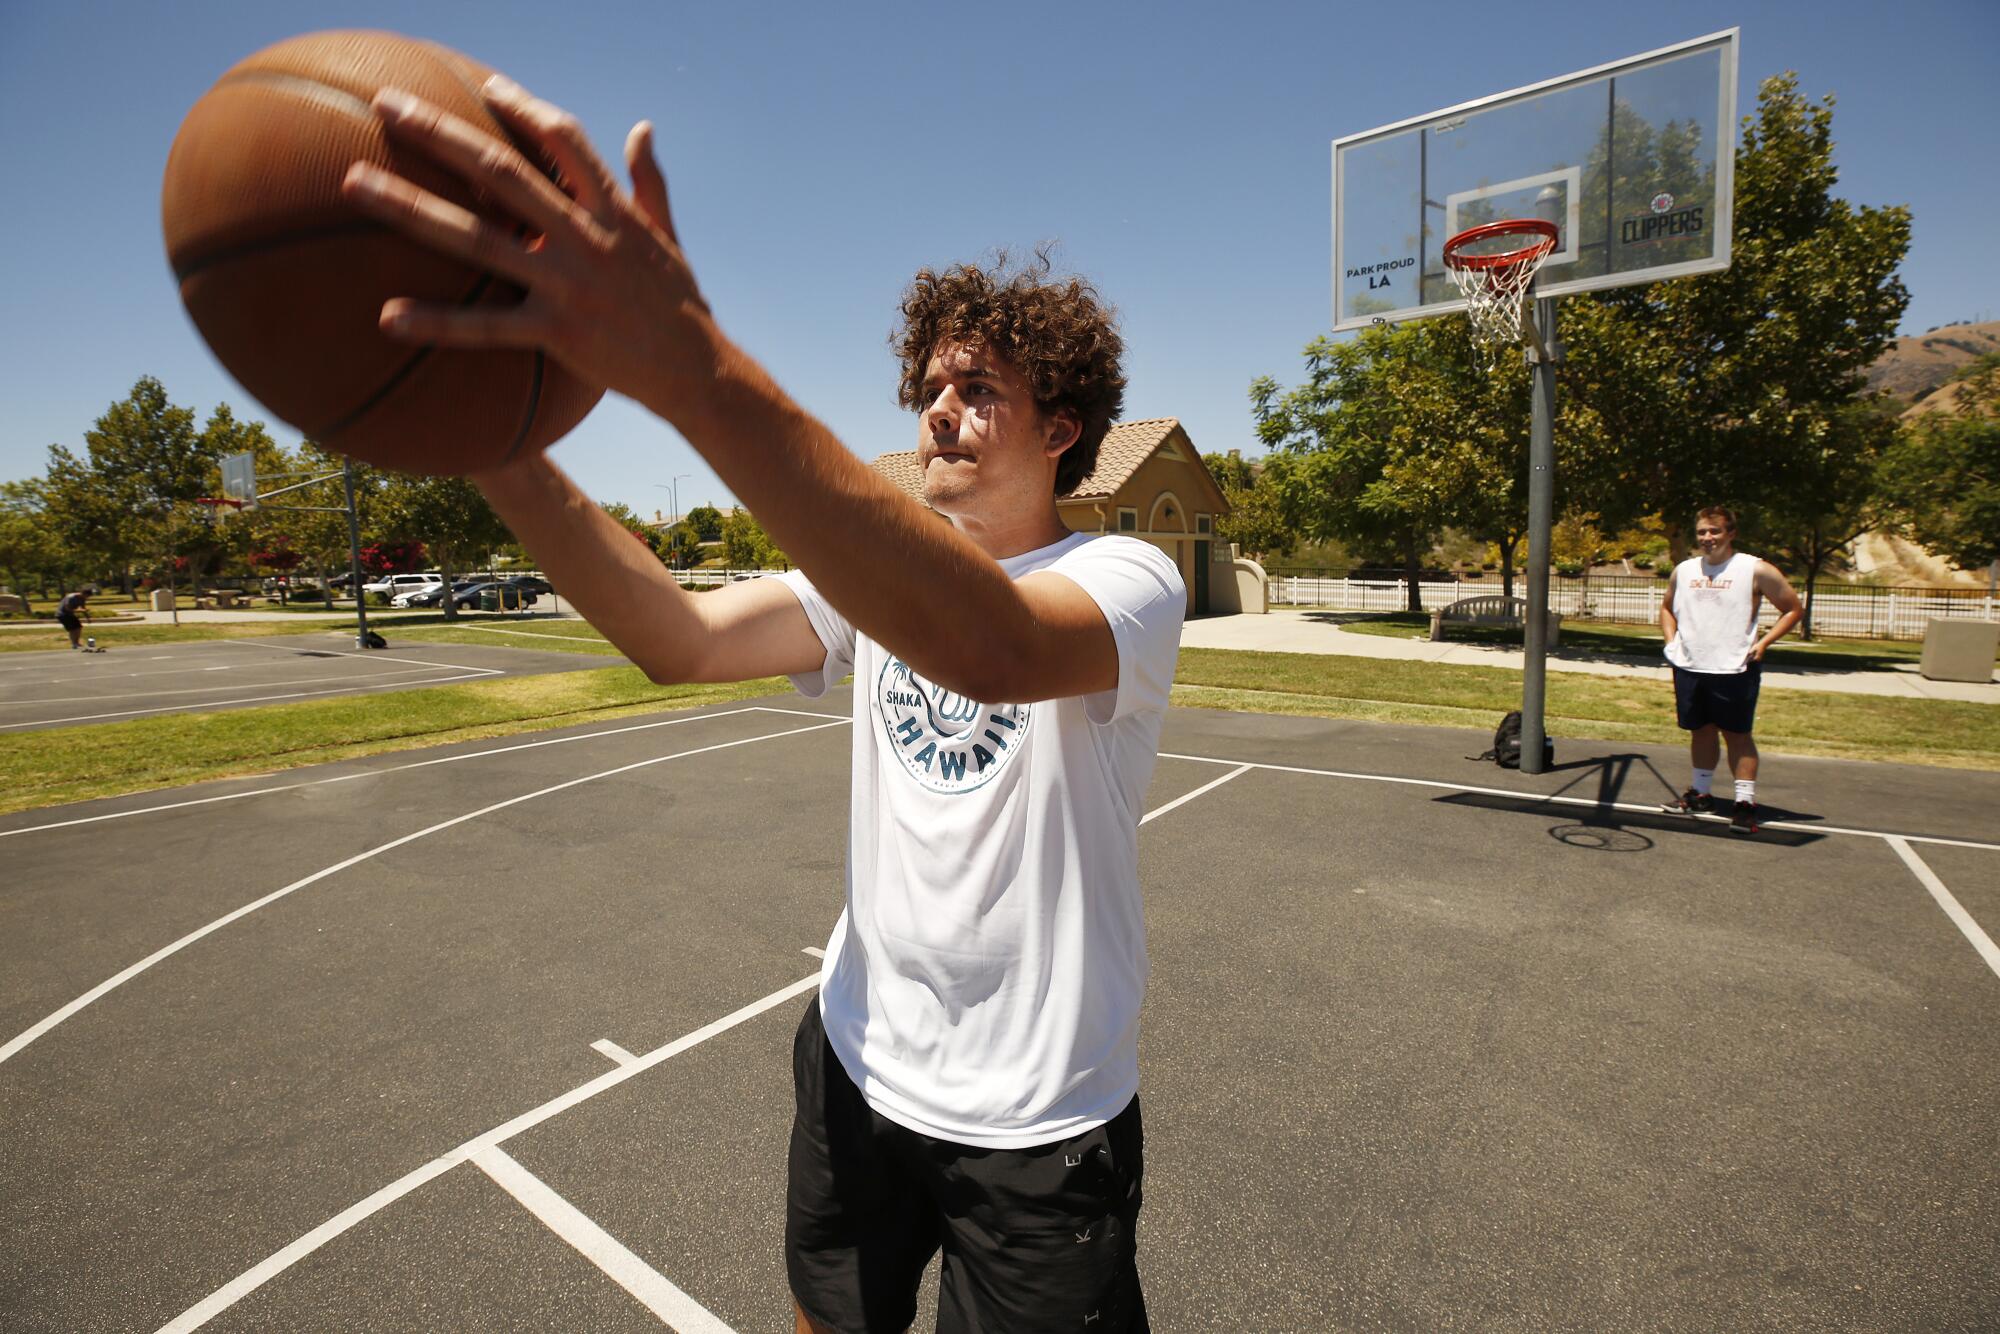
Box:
[1659,507,1802,835]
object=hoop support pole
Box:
[1520,291,1560,773]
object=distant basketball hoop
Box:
[1442,218,1559,362]
[194,497,246,524]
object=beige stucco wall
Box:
[1060,448,1230,615]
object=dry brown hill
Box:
[1865,319,2000,403]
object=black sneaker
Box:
[1729,801,1759,836]
[1662,789,1714,815]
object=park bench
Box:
[1429,594,1562,647]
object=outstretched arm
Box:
[344,83,1117,704]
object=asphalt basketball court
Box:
[3,689,1996,1331]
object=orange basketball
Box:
[161,31,602,475]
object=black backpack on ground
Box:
[1474,710,1553,769]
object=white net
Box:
[1444,224,1558,366]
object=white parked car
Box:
[367,573,443,603]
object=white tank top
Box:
[1665,551,1761,674]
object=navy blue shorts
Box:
[1672,663,1761,734]
[786,1000,1147,1333]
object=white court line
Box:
[1889,837,2000,983]
[474,1146,737,1333]
[0,706,824,840]
[802,947,825,959]
[591,1039,639,1067]
[0,720,849,1066]
[1139,764,1252,825]
[155,765,1242,1329]
[445,625,618,645]
[218,639,512,677]
[1157,751,2000,853]
[157,970,821,1333]
[3,664,476,708]
[0,672,499,731]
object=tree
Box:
[1560,74,1912,557]
[0,481,63,610]
[599,500,669,562]
[683,504,724,542]
[360,541,427,576]
[46,378,226,613]
[378,473,513,618]
[279,443,382,604]
[1881,363,2000,580]
[1251,320,1528,610]
[1201,452,1295,564]
[659,521,703,569]
[721,508,786,569]
[1759,399,1901,638]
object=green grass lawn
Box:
[3,628,1994,817]
[1171,647,2000,770]
[0,610,573,654]
[0,667,788,815]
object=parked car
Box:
[452,581,538,611]
[365,573,444,602]
[394,578,479,608]
[502,575,554,596]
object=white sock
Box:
[1735,779,1755,805]
[1691,767,1714,795]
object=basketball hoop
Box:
[1443,219,1559,364]
[194,497,245,525]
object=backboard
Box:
[221,451,259,509]
[1332,29,1737,331]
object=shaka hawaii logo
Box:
[877,658,1031,795]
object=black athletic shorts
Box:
[786,999,1147,1333]
[58,612,81,633]
[1672,663,1761,734]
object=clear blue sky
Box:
[3,0,1994,517]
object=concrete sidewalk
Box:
[1183,609,2000,704]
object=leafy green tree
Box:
[1201,452,1296,563]
[43,378,227,610]
[683,504,724,542]
[599,500,670,562]
[277,443,382,604]
[0,481,64,610]
[1561,74,1912,558]
[378,473,513,618]
[659,521,703,569]
[722,507,787,569]
[1881,364,2000,579]
[1757,398,1901,637]
[1252,320,1528,610]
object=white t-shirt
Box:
[778,531,1185,1149]
[1664,551,1762,674]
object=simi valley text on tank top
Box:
[1664,551,1761,674]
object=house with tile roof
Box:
[870,418,1265,615]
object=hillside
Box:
[1865,319,2000,403]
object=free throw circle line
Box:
[0,719,849,1066]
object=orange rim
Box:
[1442,218,1559,272]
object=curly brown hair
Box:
[893,252,1126,497]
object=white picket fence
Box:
[1265,574,1999,641]
[669,568,784,588]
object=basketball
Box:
[160,30,602,475]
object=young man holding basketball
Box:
[1658,507,1802,836]
[345,80,1181,1332]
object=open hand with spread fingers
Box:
[341,75,717,428]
